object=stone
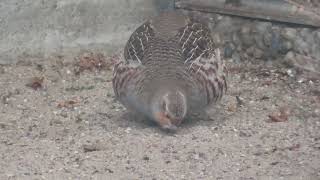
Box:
[232,52,241,63]
[254,34,266,50]
[285,53,320,80]
[316,31,320,41]
[213,16,235,34]
[240,26,254,48]
[224,42,235,58]
[263,32,272,47]
[270,31,281,53]
[280,41,293,54]
[300,28,312,40]
[294,38,309,54]
[232,33,241,47]
[246,46,264,59]
[254,22,272,34]
[281,28,297,40]
[253,48,264,59]
[284,51,295,61]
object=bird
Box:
[112,11,227,131]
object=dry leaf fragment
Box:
[227,102,237,112]
[74,52,115,75]
[26,77,44,90]
[57,98,80,109]
[268,106,291,122]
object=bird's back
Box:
[124,11,188,64]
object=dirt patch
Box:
[0,52,319,179]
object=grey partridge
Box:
[112,11,227,131]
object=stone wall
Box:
[182,10,320,76]
[208,15,320,63]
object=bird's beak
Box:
[155,112,177,132]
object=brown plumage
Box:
[112,11,227,131]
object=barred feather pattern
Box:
[113,11,227,114]
[187,49,227,106]
[113,21,154,106]
[124,22,154,63]
[174,20,227,106]
[112,59,144,110]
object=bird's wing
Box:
[113,20,154,101]
[188,49,227,105]
[124,21,155,64]
[112,59,143,101]
[177,21,227,105]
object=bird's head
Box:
[151,90,187,132]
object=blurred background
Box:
[0,0,174,64]
[0,0,319,67]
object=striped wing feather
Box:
[177,20,227,106]
[114,21,153,101]
[187,49,227,106]
[112,61,143,102]
[124,21,154,63]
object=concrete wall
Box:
[0,0,174,64]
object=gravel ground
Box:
[0,52,319,179]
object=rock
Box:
[316,31,320,41]
[253,47,264,59]
[213,16,234,34]
[281,28,297,40]
[224,42,235,58]
[254,33,266,50]
[284,51,295,61]
[263,32,272,47]
[232,33,242,48]
[280,41,293,54]
[240,25,251,35]
[283,51,296,67]
[270,31,281,53]
[284,52,320,80]
[300,28,312,40]
[294,38,309,54]
[231,52,241,63]
[255,22,272,34]
[305,32,316,45]
[311,44,319,56]
[312,44,320,59]
[240,26,254,48]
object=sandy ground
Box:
[0,53,319,180]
